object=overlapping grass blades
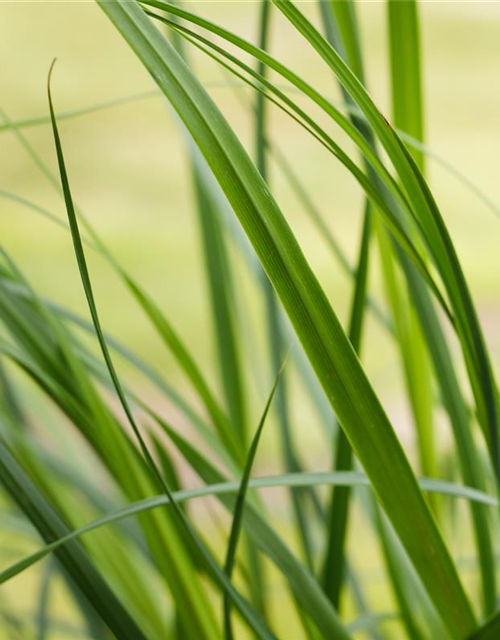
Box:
[0,471,494,587]
[223,360,284,640]
[1,1,499,638]
[0,91,347,637]
[48,61,281,640]
[0,438,150,640]
[272,0,499,487]
[96,1,478,637]
[317,1,373,612]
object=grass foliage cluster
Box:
[0,1,499,639]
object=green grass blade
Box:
[224,359,283,640]
[376,224,436,481]
[0,440,149,640]
[470,612,500,640]
[49,58,278,640]
[386,0,436,486]
[49,57,170,502]
[192,165,248,447]
[403,258,498,616]
[1,469,495,588]
[322,202,371,609]
[388,0,424,170]
[273,0,499,483]
[254,0,315,570]
[327,0,365,82]
[97,2,476,636]
[368,495,447,640]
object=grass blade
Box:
[273,0,498,486]
[388,0,424,170]
[1,468,495,590]
[97,2,476,636]
[224,358,284,640]
[0,439,149,640]
[322,201,371,608]
[254,0,315,570]
[48,58,277,640]
[470,612,500,640]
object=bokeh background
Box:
[1,0,500,636]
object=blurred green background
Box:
[1,0,500,636]
[2,1,499,376]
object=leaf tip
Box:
[47,58,58,94]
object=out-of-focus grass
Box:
[2,1,500,383]
[1,3,500,636]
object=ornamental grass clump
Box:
[0,2,498,639]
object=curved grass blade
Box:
[224,357,285,640]
[273,0,499,486]
[192,165,248,448]
[0,439,149,640]
[0,105,240,467]
[97,2,476,636]
[386,0,436,484]
[368,495,444,640]
[144,7,453,327]
[403,258,498,617]
[0,464,499,584]
[49,58,173,499]
[0,469,495,588]
[48,60,276,640]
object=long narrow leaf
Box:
[97,2,476,636]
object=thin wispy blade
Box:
[48,58,165,487]
[47,59,276,640]
[0,466,495,588]
[223,350,289,639]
